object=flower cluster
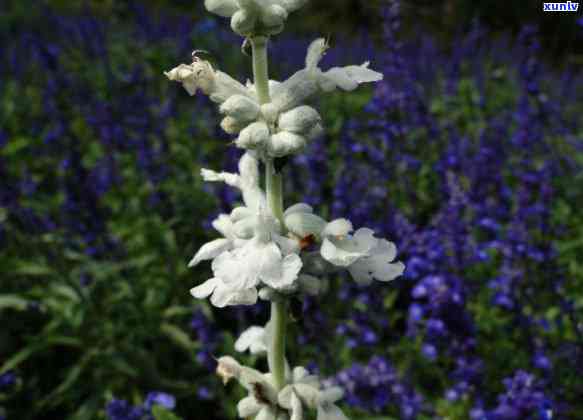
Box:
[165,38,383,159]
[188,151,404,307]
[216,356,348,420]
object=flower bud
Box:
[236,121,270,149]
[260,102,280,125]
[278,105,321,134]
[262,5,287,34]
[204,0,238,17]
[268,131,306,157]
[164,61,216,96]
[220,95,260,121]
[220,116,246,134]
[231,9,257,36]
[216,356,241,385]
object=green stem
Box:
[250,36,270,105]
[251,35,287,391]
[268,300,287,391]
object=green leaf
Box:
[152,406,182,420]
[160,323,196,353]
[0,295,30,311]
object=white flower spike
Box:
[168,2,403,418]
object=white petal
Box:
[235,326,266,353]
[320,68,357,91]
[321,219,353,237]
[317,403,349,420]
[305,38,328,71]
[230,206,254,222]
[212,214,235,239]
[256,406,278,420]
[318,387,344,404]
[261,253,302,290]
[239,152,261,187]
[348,239,405,284]
[211,71,253,104]
[284,203,314,217]
[320,229,375,267]
[274,234,301,255]
[293,383,320,408]
[188,238,232,267]
[285,212,326,238]
[290,390,304,420]
[204,0,239,17]
[320,63,383,92]
[237,396,262,417]
[201,168,241,188]
[210,284,258,307]
[278,385,294,408]
[190,277,220,299]
[270,69,319,113]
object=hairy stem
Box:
[252,33,288,391]
[250,36,270,105]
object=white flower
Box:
[278,368,349,420]
[235,324,270,354]
[320,226,405,285]
[270,38,383,113]
[201,152,266,211]
[188,214,238,267]
[165,57,251,104]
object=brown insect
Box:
[299,234,316,250]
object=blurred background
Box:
[1,1,582,419]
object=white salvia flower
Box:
[235,324,270,354]
[165,57,251,104]
[201,152,266,211]
[188,214,238,267]
[320,226,405,285]
[270,38,383,113]
[320,227,376,267]
[278,368,349,420]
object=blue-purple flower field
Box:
[1,1,582,419]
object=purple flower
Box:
[0,371,16,391]
[144,392,176,410]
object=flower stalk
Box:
[253,34,288,392]
[168,2,405,418]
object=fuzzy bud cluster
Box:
[165,38,382,159]
[205,0,308,36]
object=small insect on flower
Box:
[299,234,316,250]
